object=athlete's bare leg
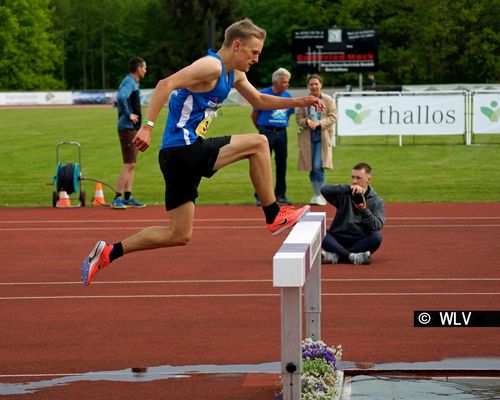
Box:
[121,201,195,254]
[214,134,275,206]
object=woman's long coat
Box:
[295,93,337,171]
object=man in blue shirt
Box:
[112,56,147,209]
[251,68,294,205]
[81,19,325,286]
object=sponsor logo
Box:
[480,100,500,122]
[345,103,371,124]
[345,103,458,126]
[275,218,288,227]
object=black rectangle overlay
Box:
[414,311,500,327]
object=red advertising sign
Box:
[292,29,379,73]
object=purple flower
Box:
[302,339,338,370]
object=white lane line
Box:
[1,278,499,286]
[0,226,262,231]
[0,292,499,300]
[0,373,84,378]
[0,218,262,224]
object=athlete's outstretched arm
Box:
[133,57,222,152]
[234,71,325,111]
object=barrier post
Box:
[273,212,326,400]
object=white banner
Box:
[472,93,500,134]
[337,93,466,136]
[0,91,73,105]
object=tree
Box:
[140,0,240,87]
[0,0,63,90]
[235,0,338,87]
[330,0,500,85]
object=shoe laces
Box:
[279,205,295,213]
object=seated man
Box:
[320,162,384,265]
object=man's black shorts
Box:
[158,136,231,210]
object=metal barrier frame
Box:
[273,212,326,400]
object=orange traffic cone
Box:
[92,182,106,206]
[56,191,71,208]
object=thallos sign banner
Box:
[472,92,500,134]
[336,93,466,136]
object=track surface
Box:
[0,203,499,399]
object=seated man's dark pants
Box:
[322,231,383,262]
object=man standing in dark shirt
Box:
[321,162,384,265]
[112,56,147,209]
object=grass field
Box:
[2,105,499,207]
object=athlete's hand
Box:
[132,126,152,152]
[301,95,325,111]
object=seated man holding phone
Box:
[320,162,384,265]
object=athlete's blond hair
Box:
[222,18,266,48]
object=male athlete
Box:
[81,19,324,285]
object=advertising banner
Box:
[72,91,114,105]
[0,91,73,106]
[291,29,378,73]
[337,93,466,136]
[472,92,500,134]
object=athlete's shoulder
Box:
[190,56,223,79]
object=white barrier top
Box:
[273,212,326,287]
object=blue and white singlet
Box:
[160,49,235,150]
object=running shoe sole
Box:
[81,241,106,286]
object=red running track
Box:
[0,203,499,399]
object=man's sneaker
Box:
[310,195,327,206]
[350,251,372,265]
[111,197,127,209]
[321,250,339,264]
[276,195,293,206]
[124,197,145,208]
[81,241,112,285]
[316,194,327,206]
[267,205,310,236]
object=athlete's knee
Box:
[254,134,269,153]
[177,232,192,246]
[124,162,136,171]
[169,228,192,246]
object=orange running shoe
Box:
[81,241,112,286]
[267,205,310,236]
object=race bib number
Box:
[195,108,218,137]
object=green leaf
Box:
[358,109,372,122]
[345,109,358,121]
[480,107,493,119]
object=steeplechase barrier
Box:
[273,211,326,399]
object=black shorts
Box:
[158,136,231,210]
